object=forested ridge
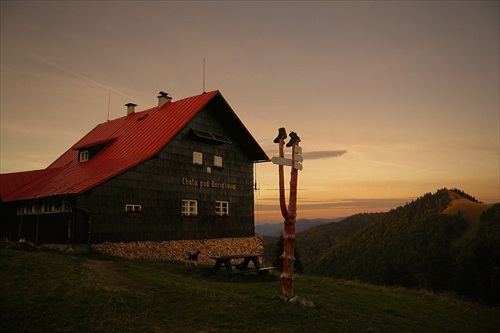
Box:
[295,188,499,304]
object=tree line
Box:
[289,189,499,305]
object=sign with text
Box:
[181,177,237,190]
[271,156,303,170]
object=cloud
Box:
[259,140,348,161]
[302,150,347,160]
[255,197,412,212]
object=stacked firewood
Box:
[91,237,264,265]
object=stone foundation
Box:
[91,236,264,265]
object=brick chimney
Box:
[125,103,137,116]
[157,91,172,107]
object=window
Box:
[16,199,70,215]
[214,155,223,168]
[79,150,89,162]
[215,201,229,216]
[125,204,143,218]
[40,202,51,213]
[182,200,198,216]
[74,139,115,162]
[125,204,142,212]
[193,151,203,165]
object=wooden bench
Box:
[210,253,273,274]
[229,266,275,275]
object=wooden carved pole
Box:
[273,128,301,299]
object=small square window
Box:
[182,200,198,216]
[214,156,223,168]
[193,151,202,165]
[125,204,143,218]
[125,204,142,212]
[79,150,89,162]
[215,201,229,216]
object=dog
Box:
[185,250,201,266]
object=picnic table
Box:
[210,253,274,274]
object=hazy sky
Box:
[1,1,498,223]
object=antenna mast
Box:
[203,58,206,93]
[254,162,260,191]
[107,93,111,121]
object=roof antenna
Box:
[107,93,111,121]
[203,58,206,93]
[254,162,260,192]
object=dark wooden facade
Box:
[78,105,256,242]
[1,92,268,245]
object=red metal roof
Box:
[1,90,268,202]
[0,169,59,199]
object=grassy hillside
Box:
[313,213,467,288]
[300,189,499,304]
[294,189,477,269]
[1,248,499,333]
[442,197,491,243]
[295,212,384,266]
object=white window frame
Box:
[16,199,71,215]
[182,200,198,216]
[40,202,50,213]
[193,151,203,165]
[215,201,229,216]
[125,204,142,212]
[79,150,89,162]
[214,155,223,168]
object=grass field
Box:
[1,248,499,333]
[442,198,491,244]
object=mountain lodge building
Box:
[0,90,269,245]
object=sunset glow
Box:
[1,1,498,224]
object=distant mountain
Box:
[295,212,385,265]
[255,217,344,237]
[297,188,499,305]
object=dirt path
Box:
[83,259,156,296]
